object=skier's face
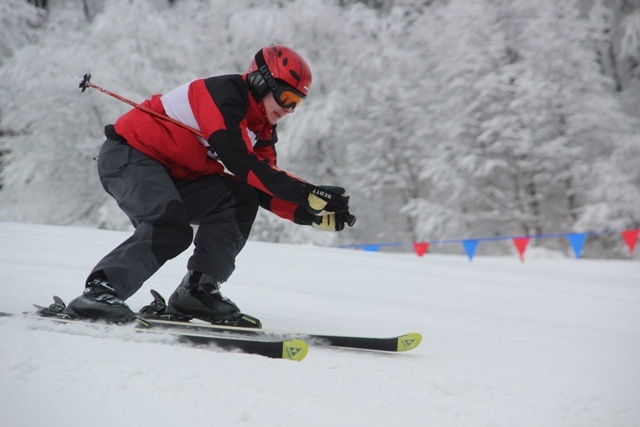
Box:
[262,91,294,125]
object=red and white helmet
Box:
[247,45,312,109]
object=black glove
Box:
[305,185,350,215]
[311,211,357,231]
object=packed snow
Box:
[1,221,639,426]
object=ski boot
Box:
[61,276,136,323]
[145,271,261,328]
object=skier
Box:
[60,45,355,326]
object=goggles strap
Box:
[255,50,280,94]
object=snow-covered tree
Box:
[403,0,640,256]
[1,0,638,258]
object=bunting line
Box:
[339,229,640,261]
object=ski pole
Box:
[78,74,355,224]
[78,73,205,138]
[78,74,308,179]
[76,73,302,178]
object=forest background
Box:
[1,0,639,258]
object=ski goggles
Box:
[272,83,306,110]
[255,50,307,110]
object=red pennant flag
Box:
[413,242,429,257]
[621,229,640,255]
[512,237,530,262]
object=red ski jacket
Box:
[112,74,313,224]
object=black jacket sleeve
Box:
[203,76,310,205]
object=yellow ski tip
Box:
[283,339,309,361]
[397,333,422,352]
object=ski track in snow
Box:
[1,222,639,427]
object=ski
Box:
[139,325,308,361]
[137,317,308,361]
[139,289,422,353]
[6,291,422,358]
[1,310,308,361]
[140,317,422,353]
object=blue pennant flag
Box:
[462,239,479,261]
[567,233,587,259]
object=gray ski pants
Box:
[89,138,259,300]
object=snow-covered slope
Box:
[1,222,639,426]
